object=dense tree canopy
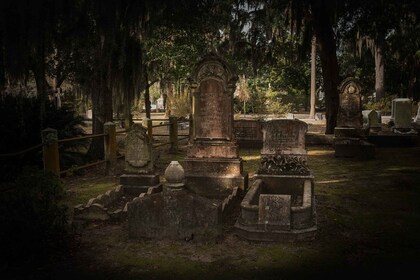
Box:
[0,0,418,139]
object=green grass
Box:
[64,181,117,207]
[55,146,420,279]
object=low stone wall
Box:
[74,184,162,222]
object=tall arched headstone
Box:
[183,54,248,198]
[337,77,363,128]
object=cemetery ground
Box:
[5,119,417,279]
[40,134,420,279]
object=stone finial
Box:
[164,161,185,189]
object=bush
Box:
[0,168,70,268]
[167,93,190,117]
[0,95,88,181]
[364,95,397,115]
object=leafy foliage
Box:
[0,167,69,268]
[0,96,87,181]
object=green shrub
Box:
[167,93,190,117]
[364,95,397,115]
[0,95,87,181]
[0,168,70,267]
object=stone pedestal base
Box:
[187,141,238,158]
[120,174,160,196]
[334,127,367,138]
[334,138,375,159]
[182,158,248,198]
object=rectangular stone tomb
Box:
[235,175,316,242]
[127,189,222,240]
[391,98,412,129]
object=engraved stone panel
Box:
[261,119,307,155]
[258,194,291,229]
[196,79,230,139]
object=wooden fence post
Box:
[41,128,60,176]
[104,122,117,175]
[142,118,153,143]
[169,116,178,153]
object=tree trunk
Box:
[0,36,5,90]
[88,71,113,160]
[144,67,151,119]
[309,35,317,119]
[311,0,340,134]
[374,37,385,101]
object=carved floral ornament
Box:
[339,77,361,96]
[197,62,226,82]
[258,154,310,176]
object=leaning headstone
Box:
[183,53,248,198]
[120,124,160,195]
[235,119,316,242]
[391,98,412,131]
[337,77,363,128]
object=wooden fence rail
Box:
[0,116,188,177]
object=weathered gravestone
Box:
[183,54,248,198]
[334,78,374,159]
[127,161,222,240]
[120,124,160,195]
[362,110,381,133]
[337,77,363,128]
[390,98,412,132]
[233,119,263,148]
[235,119,316,242]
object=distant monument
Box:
[337,77,363,128]
[334,78,375,159]
[183,54,248,198]
[390,98,413,133]
[235,119,316,242]
[120,124,160,195]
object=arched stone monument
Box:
[182,54,248,198]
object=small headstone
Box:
[391,98,412,129]
[362,110,381,129]
[258,119,310,175]
[120,124,160,195]
[124,124,153,174]
[337,77,363,128]
[286,113,294,119]
[258,194,291,230]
